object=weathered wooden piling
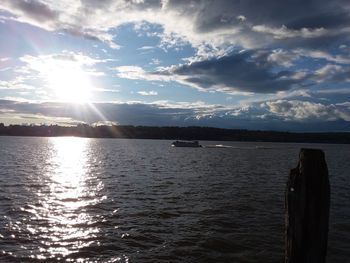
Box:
[285,148,330,263]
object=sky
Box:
[0,0,350,131]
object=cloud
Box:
[0,112,82,126]
[317,88,350,95]
[313,64,350,83]
[20,51,106,68]
[137,91,158,96]
[115,66,148,80]
[163,52,300,93]
[0,57,10,62]
[0,98,349,131]
[92,120,119,126]
[17,51,106,83]
[0,0,59,29]
[264,100,350,121]
[0,80,36,91]
[252,25,328,40]
[266,48,350,67]
[115,65,170,82]
[150,58,161,65]
[267,49,299,67]
[117,51,299,94]
[294,49,350,64]
[0,0,349,51]
[137,46,155,51]
[116,47,350,95]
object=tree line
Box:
[0,123,349,144]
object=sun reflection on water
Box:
[50,137,90,201]
[32,137,103,260]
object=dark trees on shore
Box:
[0,123,349,143]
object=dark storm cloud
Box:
[61,28,103,42]
[80,0,161,11]
[286,11,350,30]
[185,0,349,30]
[154,51,298,93]
[164,0,350,49]
[6,0,59,22]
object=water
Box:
[0,137,349,262]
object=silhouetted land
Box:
[0,123,349,144]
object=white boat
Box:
[171,140,202,147]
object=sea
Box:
[0,136,349,262]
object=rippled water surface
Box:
[0,137,349,262]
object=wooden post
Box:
[285,149,330,263]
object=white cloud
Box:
[276,89,312,99]
[0,57,10,62]
[92,120,119,126]
[150,58,161,65]
[336,101,350,107]
[315,64,342,77]
[20,51,105,67]
[93,88,120,93]
[267,49,299,67]
[313,64,350,82]
[262,48,350,69]
[264,100,350,121]
[252,25,327,39]
[137,90,158,96]
[0,112,83,126]
[294,49,350,64]
[290,71,309,80]
[18,52,107,85]
[137,46,155,51]
[115,66,148,80]
[115,65,171,82]
[0,79,36,90]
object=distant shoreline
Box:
[0,124,349,144]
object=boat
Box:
[171,140,202,147]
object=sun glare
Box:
[46,63,93,103]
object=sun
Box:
[46,64,93,103]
